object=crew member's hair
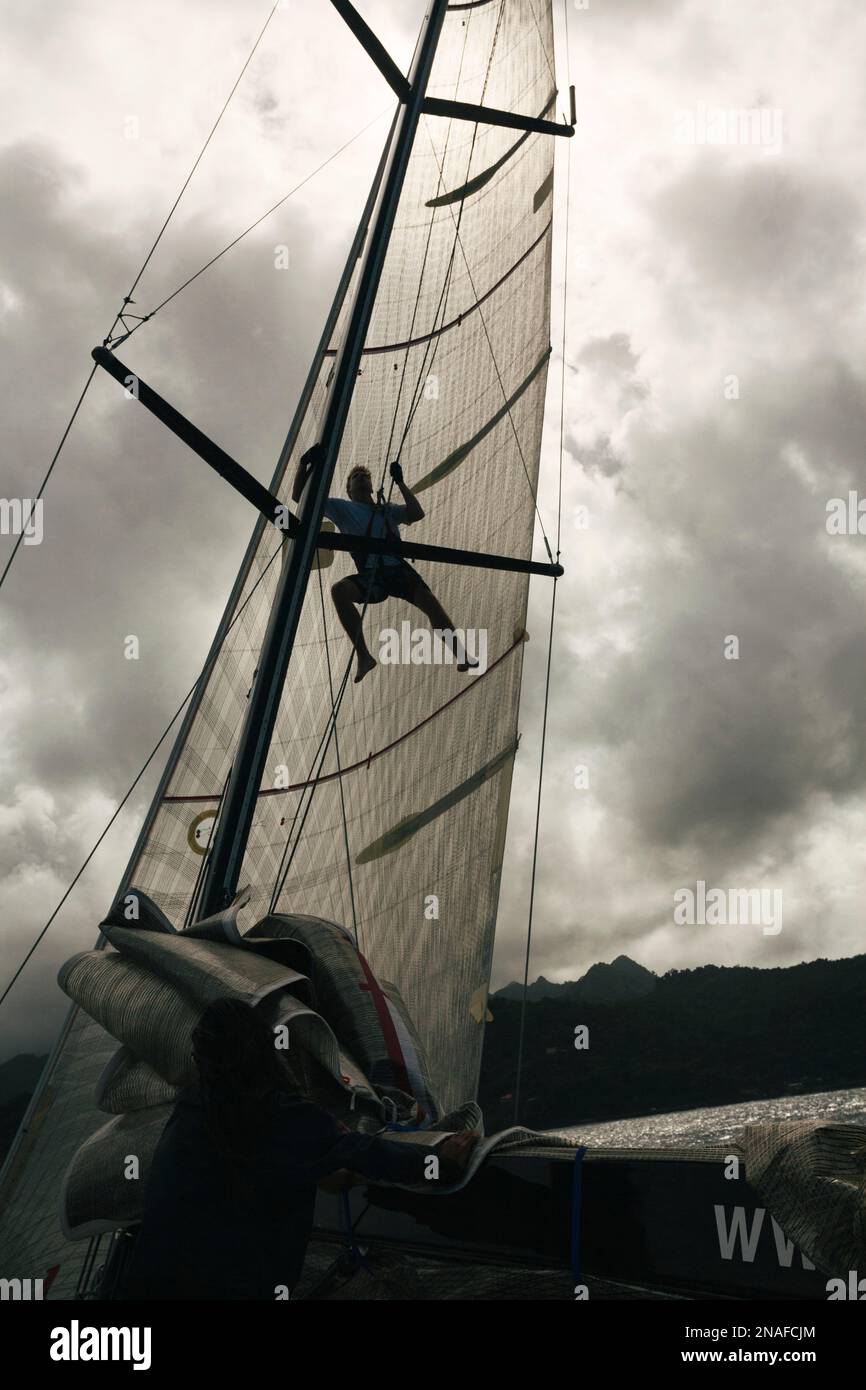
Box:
[346,464,371,492]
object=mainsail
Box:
[0,0,556,1296]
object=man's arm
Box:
[272,1096,479,1189]
[317,1131,480,1192]
[292,443,325,505]
[313,1129,430,1186]
[389,460,424,523]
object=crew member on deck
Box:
[292,452,479,684]
[118,998,478,1300]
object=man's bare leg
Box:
[407,582,479,671]
[331,577,377,683]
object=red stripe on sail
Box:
[356,953,412,1096]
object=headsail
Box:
[137,0,555,1108]
[0,0,557,1291]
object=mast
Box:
[0,96,402,1210]
[105,116,399,920]
[199,0,451,916]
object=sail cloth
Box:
[123,0,557,1112]
[0,0,556,1291]
[55,909,445,1240]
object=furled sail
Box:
[0,0,556,1294]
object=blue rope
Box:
[570,1146,587,1285]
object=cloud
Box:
[490,0,866,991]
[2,0,866,1067]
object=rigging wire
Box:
[422,126,557,563]
[184,767,232,928]
[527,0,558,88]
[105,107,391,351]
[265,16,490,902]
[380,7,479,477]
[0,367,97,593]
[0,533,286,1012]
[314,560,360,946]
[114,1,283,323]
[268,643,356,909]
[269,3,554,912]
[266,511,392,915]
[513,0,573,1125]
[264,510,396,914]
[2,0,289,596]
[402,1,550,545]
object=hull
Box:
[313,1146,828,1300]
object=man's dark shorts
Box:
[355,561,431,606]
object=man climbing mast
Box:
[292,453,478,684]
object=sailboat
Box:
[1,0,862,1302]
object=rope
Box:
[380,6,481,480]
[104,108,390,351]
[556,0,573,557]
[421,127,556,563]
[271,5,559,921]
[512,568,558,1124]
[266,15,494,902]
[315,560,360,945]
[184,764,232,928]
[0,0,275,596]
[0,364,98,592]
[108,1,282,333]
[527,0,557,88]
[267,488,395,915]
[267,554,382,912]
[513,0,572,1124]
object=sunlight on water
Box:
[554,1086,866,1148]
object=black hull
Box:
[313,1148,828,1300]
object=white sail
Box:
[0,0,556,1290]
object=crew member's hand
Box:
[389,459,404,485]
[293,442,324,503]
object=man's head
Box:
[192,996,297,1098]
[346,465,373,503]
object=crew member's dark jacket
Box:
[119,1084,428,1300]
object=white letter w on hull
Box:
[714,1206,815,1268]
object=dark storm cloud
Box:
[651,159,863,302]
[492,33,866,985]
[0,131,372,1055]
[3,0,866,1050]
[0,0,426,1059]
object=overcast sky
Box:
[2,0,865,1061]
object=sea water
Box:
[555,1085,866,1148]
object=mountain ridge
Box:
[496,954,656,1004]
[481,953,866,1129]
